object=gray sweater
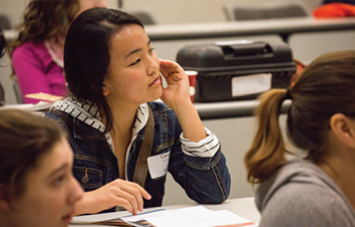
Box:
[255,159,355,227]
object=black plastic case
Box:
[176,40,296,102]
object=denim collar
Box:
[51,96,149,153]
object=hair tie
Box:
[285,88,292,100]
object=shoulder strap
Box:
[133,106,154,188]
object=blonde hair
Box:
[0,109,65,198]
[245,89,288,184]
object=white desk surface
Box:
[69,197,260,226]
[194,99,291,119]
[5,17,355,42]
[0,99,291,120]
[144,17,355,41]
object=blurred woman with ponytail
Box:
[245,50,355,227]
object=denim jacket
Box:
[46,97,231,211]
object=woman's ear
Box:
[0,184,11,211]
[330,113,355,149]
[102,83,109,96]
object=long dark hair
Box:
[245,50,355,184]
[64,7,143,134]
[0,109,65,199]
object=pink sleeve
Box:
[12,43,54,104]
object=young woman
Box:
[245,51,355,226]
[8,0,106,104]
[46,7,231,215]
[0,109,84,227]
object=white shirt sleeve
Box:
[180,127,220,157]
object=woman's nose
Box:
[68,175,84,204]
[147,56,160,76]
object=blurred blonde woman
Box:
[0,109,84,227]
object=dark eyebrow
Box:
[46,164,69,179]
[123,40,151,59]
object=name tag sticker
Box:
[231,73,272,97]
[147,151,170,179]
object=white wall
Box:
[0,0,322,27]
[289,31,355,64]
[122,0,322,24]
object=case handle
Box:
[221,42,272,58]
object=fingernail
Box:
[160,73,168,89]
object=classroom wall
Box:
[0,0,322,28]
[122,0,322,24]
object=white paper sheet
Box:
[122,206,258,227]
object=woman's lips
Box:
[149,78,161,86]
[62,211,74,223]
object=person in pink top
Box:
[9,0,107,104]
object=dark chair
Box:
[224,1,310,21]
[13,79,23,104]
[128,8,156,25]
[0,80,5,106]
[0,15,11,29]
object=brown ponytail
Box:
[245,89,289,184]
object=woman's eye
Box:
[53,175,65,186]
[149,47,155,53]
[129,59,140,66]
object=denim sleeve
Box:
[168,118,231,204]
[180,127,219,157]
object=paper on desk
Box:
[122,206,258,227]
[71,208,163,224]
[25,92,63,102]
[0,101,53,112]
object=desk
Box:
[4,18,355,43]
[195,100,291,120]
[70,197,260,227]
[144,17,355,42]
[0,99,291,120]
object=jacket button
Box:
[81,168,90,184]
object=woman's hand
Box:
[74,179,151,216]
[159,59,191,110]
[159,59,206,142]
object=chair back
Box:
[128,8,156,25]
[13,79,23,104]
[224,1,310,21]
